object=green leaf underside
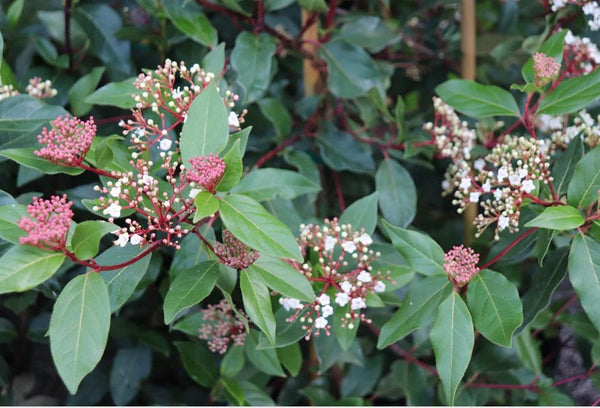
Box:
[0,148,85,175]
[338,192,379,236]
[568,234,600,332]
[219,194,302,261]
[193,191,219,223]
[436,79,520,117]
[430,291,474,406]
[0,245,65,294]
[240,271,277,345]
[466,269,523,347]
[231,168,321,202]
[49,273,111,394]
[524,205,584,230]
[163,261,221,324]
[84,77,138,109]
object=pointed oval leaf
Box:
[376,159,417,228]
[49,272,111,394]
[0,203,26,244]
[163,261,221,324]
[219,194,302,261]
[174,341,218,387]
[231,168,321,201]
[466,269,523,347]
[240,271,277,345]
[430,291,474,406]
[163,0,217,47]
[109,346,152,405]
[180,82,229,165]
[216,139,243,192]
[68,66,106,116]
[84,77,138,109]
[71,221,116,260]
[567,145,600,210]
[537,68,600,115]
[436,79,520,117]
[193,191,219,223]
[247,255,314,302]
[0,148,85,175]
[0,245,65,294]
[568,233,600,331]
[339,192,379,235]
[524,205,584,231]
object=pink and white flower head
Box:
[214,230,259,269]
[198,299,248,355]
[18,195,73,250]
[186,154,226,193]
[443,245,480,287]
[533,52,561,87]
[35,115,96,166]
[282,218,393,340]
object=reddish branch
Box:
[479,228,538,270]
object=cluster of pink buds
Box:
[35,115,96,166]
[18,195,73,250]
[119,59,241,151]
[443,245,480,287]
[280,219,391,340]
[214,230,259,269]
[93,153,195,249]
[185,154,226,194]
[25,77,58,99]
[198,299,248,354]
[533,52,561,87]
[0,82,20,101]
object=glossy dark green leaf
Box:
[220,345,245,378]
[109,346,152,405]
[71,221,116,260]
[430,291,474,406]
[202,43,225,75]
[35,37,69,68]
[340,355,383,397]
[298,0,328,12]
[163,0,217,47]
[180,82,229,164]
[257,98,292,142]
[552,135,584,195]
[376,159,417,228]
[339,192,379,236]
[0,148,85,175]
[240,271,277,345]
[174,341,217,387]
[49,273,110,394]
[332,305,359,350]
[466,269,523,347]
[0,245,65,294]
[219,194,303,261]
[0,203,26,244]
[317,125,375,174]
[232,168,321,201]
[84,77,138,109]
[68,67,105,116]
[524,205,584,230]
[340,16,401,53]
[216,139,243,192]
[567,145,600,210]
[231,32,276,104]
[221,377,245,405]
[377,275,451,348]
[513,327,542,374]
[193,191,219,223]
[538,69,600,115]
[163,261,221,324]
[244,331,285,376]
[247,255,313,302]
[436,79,520,117]
[276,343,302,377]
[568,233,600,331]
[239,380,276,405]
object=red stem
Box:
[331,170,345,212]
[255,135,301,168]
[479,228,538,270]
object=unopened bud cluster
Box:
[35,115,96,166]
[539,110,600,150]
[186,154,226,193]
[443,245,480,287]
[214,230,259,269]
[280,219,391,340]
[533,52,561,87]
[18,195,73,250]
[198,299,248,354]
[0,77,57,101]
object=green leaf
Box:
[163,261,221,324]
[163,0,217,47]
[298,0,328,12]
[430,291,474,406]
[221,377,245,405]
[276,343,302,377]
[339,192,379,236]
[538,68,600,115]
[203,43,226,75]
[524,205,585,230]
[376,159,417,228]
[318,39,381,99]
[35,37,69,68]
[257,98,292,141]
[317,124,375,174]
[332,305,359,350]
[232,168,321,201]
[522,30,567,84]
[568,233,600,331]
[193,191,219,223]
[377,276,452,348]
[96,245,151,312]
[567,145,600,209]
[180,82,229,165]
[0,148,85,175]
[247,255,314,302]
[0,245,65,294]
[0,95,68,150]
[231,32,277,104]
[219,194,302,261]
[382,220,445,276]
[466,269,522,347]
[216,139,243,192]
[68,67,106,116]
[0,203,26,244]
[220,345,245,378]
[513,327,542,375]
[74,5,133,80]
[84,77,138,109]
[109,346,152,405]
[339,16,401,53]
[552,136,584,195]
[341,355,383,397]
[435,79,520,117]
[6,0,24,27]
[71,221,116,260]
[240,271,277,345]
[49,273,111,394]
[174,341,217,387]
[244,331,285,376]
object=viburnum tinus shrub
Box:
[2,0,600,405]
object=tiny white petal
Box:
[317,294,330,306]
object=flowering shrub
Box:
[2,0,600,406]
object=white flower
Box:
[141,174,154,186]
[482,180,491,192]
[351,297,366,310]
[314,316,328,329]
[508,173,521,186]
[130,234,142,245]
[358,233,373,246]
[469,192,480,203]
[103,202,122,218]
[474,158,486,171]
[317,294,330,306]
[115,232,129,247]
[324,235,336,251]
[279,297,302,311]
[335,292,350,307]
[109,186,121,197]
[321,305,334,318]
[498,215,510,231]
[159,138,172,151]
[340,281,353,293]
[442,180,451,190]
[497,166,508,182]
[459,177,471,191]
[357,270,372,283]
[342,240,357,253]
[374,281,386,293]
[494,189,503,201]
[172,87,183,99]
[189,188,201,199]
[228,111,240,128]
[521,179,536,194]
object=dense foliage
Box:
[1,0,600,405]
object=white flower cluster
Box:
[583,2,600,30]
[564,31,600,75]
[539,110,600,149]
